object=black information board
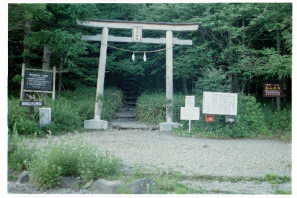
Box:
[24,71,53,91]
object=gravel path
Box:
[54,129,291,178]
[8,129,292,194]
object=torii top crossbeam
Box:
[77,19,201,31]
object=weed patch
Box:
[27,135,121,190]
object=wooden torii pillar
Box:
[77,19,200,131]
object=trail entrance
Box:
[77,19,200,131]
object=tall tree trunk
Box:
[42,44,51,70]
[23,20,31,66]
[58,58,63,97]
[42,44,52,99]
[276,24,281,111]
[182,78,188,95]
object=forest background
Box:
[5,3,293,139]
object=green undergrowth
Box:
[119,166,291,194]
[8,87,123,136]
[136,92,291,140]
[8,132,121,190]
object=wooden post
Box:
[166,30,173,123]
[94,27,109,120]
[20,63,25,100]
[52,66,56,100]
[29,97,34,120]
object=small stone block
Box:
[84,119,108,130]
[159,122,183,132]
[39,108,51,127]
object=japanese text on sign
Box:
[24,71,53,91]
[133,27,142,42]
[203,92,238,115]
[263,83,282,97]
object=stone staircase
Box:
[110,107,158,131]
[110,76,158,130]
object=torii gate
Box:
[77,19,200,131]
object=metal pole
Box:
[189,120,191,134]
[94,27,109,120]
[166,30,173,123]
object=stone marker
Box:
[128,178,158,194]
[39,107,51,127]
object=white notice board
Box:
[180,107,200,120]
[203,92,238,115]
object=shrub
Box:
[261,106,291,140]
[8,99,41,135]
[136,92,270,138]
[45,98,82,134]
[8,87,123,136]
[8,131,37,171]
[28,136,121,189]
[226,95,270,138]
[136,92,186,124]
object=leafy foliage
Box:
[135,92,289,139]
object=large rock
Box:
[128,178,158,194]
[90,179,124,194]
[83,179,94,189]
[60,176,81,189]
[18,171,30,184]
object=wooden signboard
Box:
[263,83,282,97]
[20,64,56,100]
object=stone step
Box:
[111,124,158,131]
[114,112,136,118]
[124,96,138,100]
[124,101,137,105]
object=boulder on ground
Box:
[60,176,81,189]
[128,178,158,194]
[90,179,124,194]
[18,170,30,184]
